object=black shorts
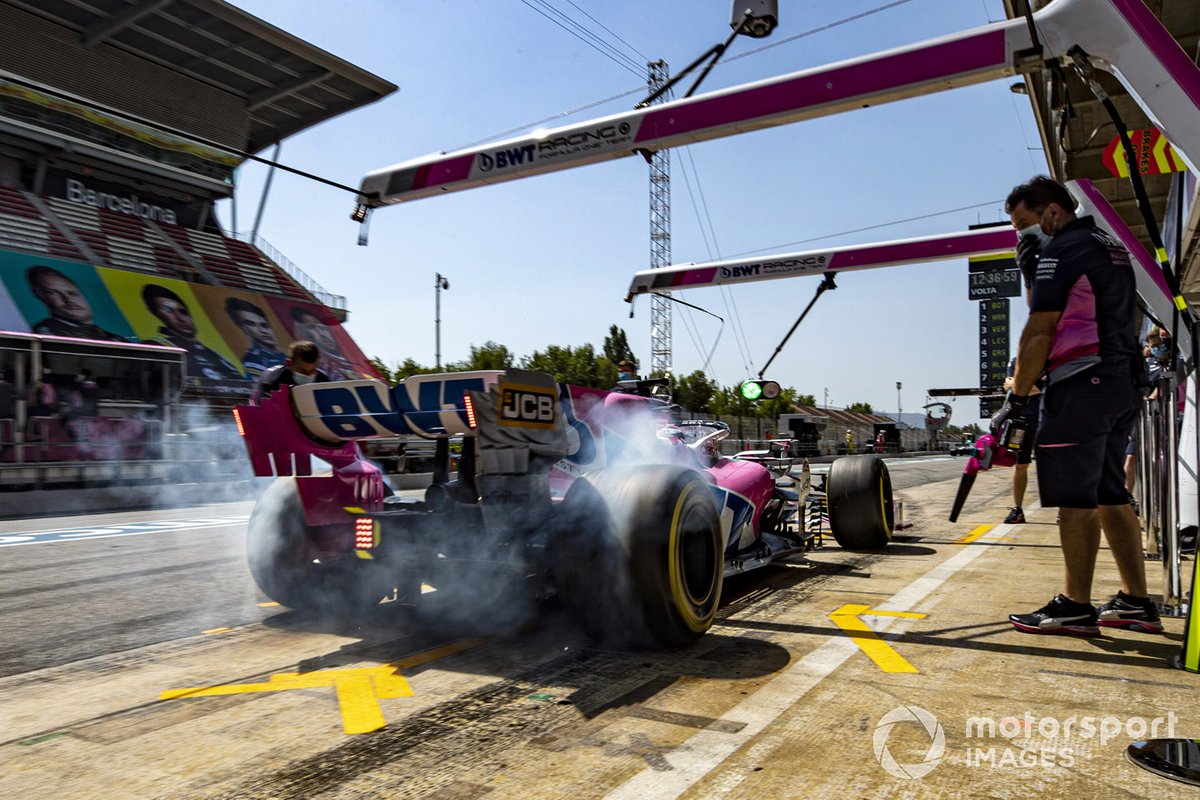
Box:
[1015,394,1041,466]
[1035,366,1138,508]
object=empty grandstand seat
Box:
[157,222,314,300]
[43,196,196,280]
[0,187,87,261]
[8,186,323,312]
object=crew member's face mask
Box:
[1018,223,1052,249]
[293,371,317,385]
[1151,344,1170,359]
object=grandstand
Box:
[0,0,396,486]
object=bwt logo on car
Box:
[308,377,491,438]
[500,386,556,428]
[478,145,536,173]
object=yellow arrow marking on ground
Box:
[955,524,994,544]
[159,636,487,734]
[830,604,927,674]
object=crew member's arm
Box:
[250,365,285,405]
[1012,311,1059,397]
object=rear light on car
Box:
[232,408,245,437]
[355,517,376,550]
[463,392,477,430]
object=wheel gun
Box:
[947,417,1029,522]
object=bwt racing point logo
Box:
[478,145,535,173]
[720,255,828,280]
[478,122,633,172]
[873,706,946,780]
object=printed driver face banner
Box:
[0,265,30,334]
[264,297,379,381]
[0,251,133,340]
[98,268,245,385]
[0,248,377,388]
[190,284,290,380]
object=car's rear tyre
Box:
[246,477,391,615]
[554,465,723,648]
[827,455,893,550]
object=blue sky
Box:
[222,0,1045,423]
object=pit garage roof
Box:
[1004,0,1200,306]
[3,0,397,154]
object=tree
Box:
[846,401,874,414]
[710,384,754,419]
[794,393,816,407]
[673,370,718,414]
[522,343,616,388]
[602,325,638,372]
[391,357,439,382]
[454,340,514,371]
[757,386,804,421]
[369,357,393,384]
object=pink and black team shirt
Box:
[1029,216,1138,383]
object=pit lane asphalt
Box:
[0,455,1013,799]
[0,457,963,680]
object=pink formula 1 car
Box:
[234,369,893,647]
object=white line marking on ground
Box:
[603,523,1016,800]
[0,516,250,548]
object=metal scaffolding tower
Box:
[647,59,672,376]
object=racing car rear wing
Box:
[356,0,1200,211]
[289,372,505,442]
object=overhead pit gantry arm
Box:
[622,178,1189,353]
[623,227,1019,299]
[356,0,1200,211]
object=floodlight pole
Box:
[435,273,449,368]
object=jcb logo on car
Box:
[499,384,557,429]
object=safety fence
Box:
[1132,369,1193,614]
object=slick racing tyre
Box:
[246,477,390,615]
[827,455,893,550]
[554,465,723,648]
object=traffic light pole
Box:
[757,273,836,379]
